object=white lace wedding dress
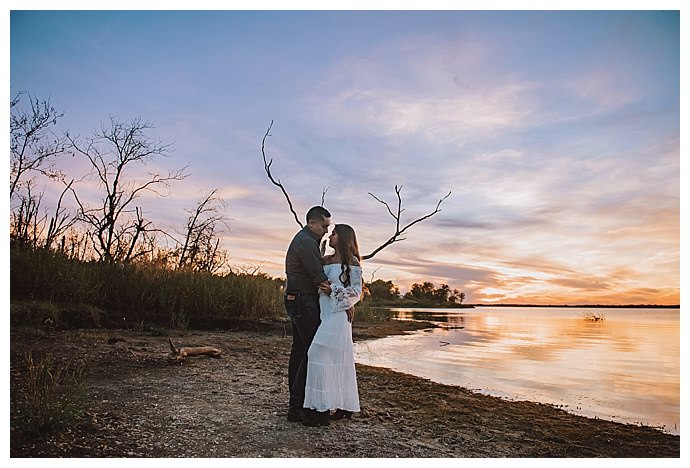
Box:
[303,263,362,413]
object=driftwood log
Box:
[169,337,222,364]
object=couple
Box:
[284,206,363,427]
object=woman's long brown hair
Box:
[333,224,361,287]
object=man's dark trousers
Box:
[285,293,321,416]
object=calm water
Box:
[353,306,680,435]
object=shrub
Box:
[11,352,87,439]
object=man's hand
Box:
[319,280,332,295]
[346,307,355,323]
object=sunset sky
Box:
[8,3,682,305]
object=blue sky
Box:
[7,3,682,304]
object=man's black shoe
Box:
[301,409,330,427]
[287,409,304,422]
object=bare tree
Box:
[9,177,79,251]
[176,189,230,272]
[260,122,451,260]
[67,117,188,262]
[10,180,44,248]
[10,92,69,198]
[261,120,303,227]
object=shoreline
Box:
[10,321,680,457]
[369,303,680,309]
[352,318,679,437]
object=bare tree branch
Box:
[369,266,382,284]
[44,179,79,249]
[362,186,451,260]
[262,121,303,228]
[122,207,151,261]
[259,123,451,260]
[232,263,266,276]
[321,187,329,207]
[175,189,230,272]
[10,92,69,197]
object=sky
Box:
[6,2,683,305]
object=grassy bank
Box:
[10,243,285,330]
[10,243,420,332]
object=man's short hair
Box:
[306,206,331,223]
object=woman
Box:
[302,224,363,427]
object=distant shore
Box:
[471,303,680,308]
[375,303,679,309]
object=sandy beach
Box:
[10,320,680,458]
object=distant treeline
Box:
[366,279,468,307]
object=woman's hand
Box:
[346,307,355,323]
[319,280,332,295]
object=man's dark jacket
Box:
[285,225,328,295]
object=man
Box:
[284,206,332,422]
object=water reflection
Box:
[354,307,680,435]
[396,309,468,327]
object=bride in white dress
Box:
[302,224,363,426]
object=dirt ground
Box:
[9,320,680,458]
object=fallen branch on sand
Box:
[168,338,222,364]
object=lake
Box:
[353,306,680,435]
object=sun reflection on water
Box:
[354,307,680,434]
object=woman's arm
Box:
[330,266,363,312]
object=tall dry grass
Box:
[10,352,87,439]
[10,243,285,329]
